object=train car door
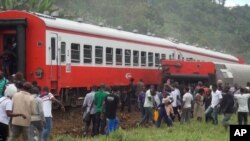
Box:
[48,33,59,91]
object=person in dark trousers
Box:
[82,86,97,136]
[234,88,250,125]
[204,89,212,122]
[94,84,108,135]
[127,78,136,113]
[104,90,119,135]
[221,86,234,130]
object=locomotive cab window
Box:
[133,50,139,66]
[141,51,146,67]
[155,53,160,67]
[116,48,122,65]
[84,45,92,64]
[125,49,131,66]
[71,43,80,63]
[148,52,153,67]
[61,42,66,63]
[106,47,113,65]
[95,46,103,64]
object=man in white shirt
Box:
[138,85,155,126]
[234,88,250,125]
[82,86,97,136]
[41,87,64,141]
[170,83,181,121]
[181,87,193,124]
[205,84,222,125]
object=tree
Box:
[0,0,55,12]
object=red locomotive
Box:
[0,10,243,106]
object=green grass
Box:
[53,115,247,141]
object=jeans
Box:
[139,107,153,125]
[42,117,53,141]
[29,121,43,141]
[106,118,119,135]
[83,114,95,136]
[0,122,8,141]
[156,107,172,127]
[8,125,30,141]
[205,106,219,125]
[94,112,106,135]
[181,107,191,124]
[222,113,232,129]
[238,112,248,125]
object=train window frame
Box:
[60,42,66,63]
[178,54,181,60]
[116,48,122,65]
[155,53,160,67]
[83,45,92,64]
[95,46,103,64]
[141,51,146,67]
[51,37,56,60]
[133,50,139,66]
[71,43,80,63]
[161,54,166,60]
[148,52,153,67]
[125,49,131,66]
[106,47,113,65]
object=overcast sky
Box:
[225,0,250,7]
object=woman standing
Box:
[193,88,205,122]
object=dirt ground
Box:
[52,106,141,137]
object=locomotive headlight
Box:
[35,67,44,79]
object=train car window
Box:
[51,38,56,60]
[125,49,131,66]
[172,53,175,59]
[148,52,153,67]
[161,54,166,60]
[116,48,122,65]
[61,42,66,63]
[182,57,184,60]
[155,53,160,67]
[95,46,103,64]
[133,50,139,66]
[106,47,113,65]
[71,43,80,63]
[169,55,172,60]
[84,45,92,64]
[178,54,181,60]
[141,51,146,67]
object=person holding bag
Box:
[83,86,97,136]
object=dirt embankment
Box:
[52,107,141,137]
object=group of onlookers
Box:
[0,71,64,141]
[135,78,250,130]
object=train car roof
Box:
[0,10,238,62]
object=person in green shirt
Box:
[94,84,108,135]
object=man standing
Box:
[170,82,181,121]
[82,86,97,136]
[205,84,222,125]
[8,82,34,141]
[0,84,26,141]
[234,88,250,125]
[139,85,155,126]
[94,84,108,135]
[221,86,234,130]
[104,90,119,135]
[41,86,64,141]
[181,87,193,124]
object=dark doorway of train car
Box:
[0,19,27,78]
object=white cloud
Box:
[225,0,250,7]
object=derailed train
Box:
[0,10,247,106]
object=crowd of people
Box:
[0,71,64,141]
[1,70,250,140]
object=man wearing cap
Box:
[0,84,26,141]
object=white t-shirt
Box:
[41,93,54,117]
[182,92,193,108]
[211,90,222,108]
[0,97,12,125]
[83,91,96,115]
[144,89,153,108]
[170,88,181,107]
[234,94,250,112]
